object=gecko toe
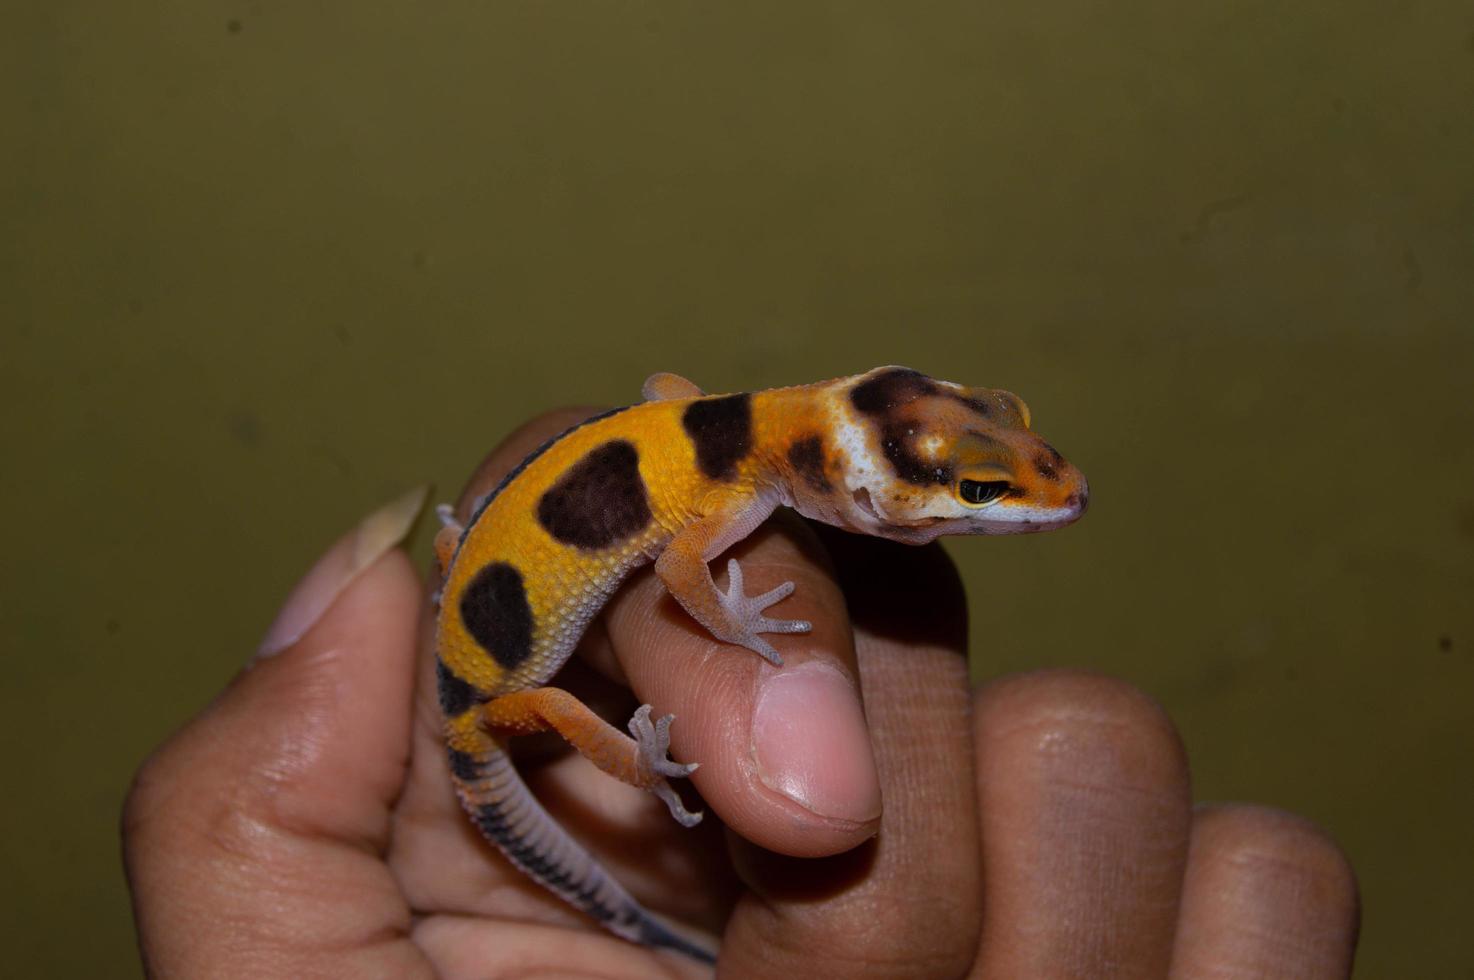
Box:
[629,704,702,824]
[755,616,811,635]
[653,757,699,778]
[718,560,809,652]
[746,635,785,666]
[753,580,796,605]
[652,782,704,827]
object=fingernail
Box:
[256,485,428,659]
[751,661,881,824]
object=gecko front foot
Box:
[628,705,703,828]
[717,558,812,666]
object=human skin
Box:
[123,409,1360,979]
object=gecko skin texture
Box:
[433,366,1089,963]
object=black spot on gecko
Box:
[850,368,937,414]
[952,394,991,417]
[787,435,832,492]
[462,406,631,544]
[446,747,484,781]
[460,562,535,670]
[536,439,653,549]
[437,661,484,717]
[851,370,953,486]
[879,422,954,486]
[682,393,752,481]
[1034,444,1065,482]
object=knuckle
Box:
[976,669,1188,792]
[1194,803,1358,898]
[121,742,188,844]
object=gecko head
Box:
[809,366,1089,544]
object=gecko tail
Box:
[447,739,718,966]
[637,914,719,965]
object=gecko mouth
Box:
[972,500,1087,534]
[973,515,1077,534]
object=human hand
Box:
[124,410,1359,978]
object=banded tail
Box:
[447,736,718,965]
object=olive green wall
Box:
[5,2,1471,975]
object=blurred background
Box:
[4,1,1471,975]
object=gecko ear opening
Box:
[851,487,880,519]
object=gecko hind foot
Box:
[628,705,703,828]
[432,505,465,579]
[717,558,812,666]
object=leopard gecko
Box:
[433,366,1089,963]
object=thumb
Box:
[124,488,429,978]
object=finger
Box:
[123,490,431,978]
[603,508,880,858]
[972,670,1193,979]
[1170,805,1359,979]
[719,530,980,979]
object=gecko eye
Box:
[958,479,1010,506]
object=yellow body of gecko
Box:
[433,366,1089,963]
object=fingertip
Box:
[257,485,427,658]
